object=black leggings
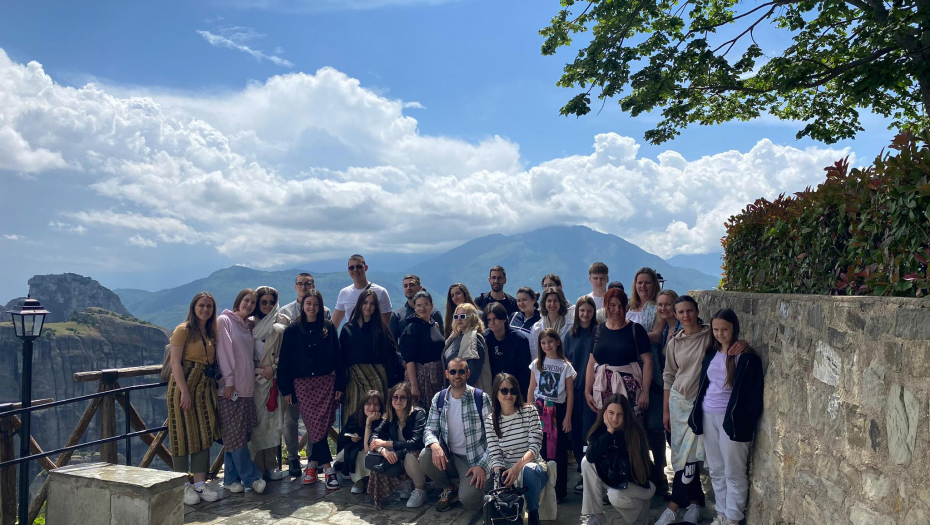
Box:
[670,461,705,508]
[308,438,333,465]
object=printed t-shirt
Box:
[529,357,577,404]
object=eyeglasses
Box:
[489,276,504,281]
[392,395,408,402]
[260,300,276,306]
[498,387,518,396]
[447,369,467,376]
[348,265,364,271]
[295,282,314,288]
[452,314,467,320]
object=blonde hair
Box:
[629,268,660,310]
[449,303,485,338]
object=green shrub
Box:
[722,131,930,297]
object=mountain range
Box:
[116,225,719,328]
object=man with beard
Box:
[420,358,491,512]
[475,266,518,318]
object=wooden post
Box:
[138,419,169,469]
[0,415,16,525]
[97,372,119,464]
[207,446,225,480]
[115,396,173,467]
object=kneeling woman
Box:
[485,373,548,525]
[580,394,655,525]
[278,290,345,489]
[367,383,428,509]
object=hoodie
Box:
[663,325,713,400]
[215,309,256,398]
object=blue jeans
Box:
[224,446,262,487]
[521,463,549,512]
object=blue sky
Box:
[0,0,894,301]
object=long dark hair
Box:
[349,289,397,357]
[490,373,528,439]
[251,286,279,320]
[710,308,745,388]
[587,394,652,486]
[571,295,597,336]
[183,292,217,347]
[444,283,476,338]
[535,328,568,372]
[384,382,415,423]
[540,287,569,317]
[353,390,384,427]
[298,290,328,338]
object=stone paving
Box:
[184,458,718,525]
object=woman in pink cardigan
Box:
[216,288,267,495]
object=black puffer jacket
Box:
[688,349,764,442]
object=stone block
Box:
[903,340,930,379]
[865,312,892,341]
[905,506,929,525]
[861,472,890,502]
[47,462,186,525]
[883,341,904,373]
[813,341,841,387]
[808,303,824,330]
[886,384,920,465]
[849,502,891,525]
[894,308,930,340]
[860,360,886,412]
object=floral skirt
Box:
[408,361,444,409]
[294,374,337,443]
[218,396,258,452]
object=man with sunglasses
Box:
[475,265,518,319]
[332,254,392,329]
[278,272,330,477]
[420,358,491,512]
[389,274,443,343]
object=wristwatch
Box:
[376,446,385,454]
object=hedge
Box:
[722,131,930,297]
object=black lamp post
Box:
[656,273,666,290]
[7,296,49,525]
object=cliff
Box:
[4,273,132,323]
[0,308,169,468]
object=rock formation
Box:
[4,273,132,323]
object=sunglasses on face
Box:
[260,300,276,306]
[392,395,408,402]
[453,314,467,320]
[348,265,364,271]
[447,369,467,376]
[498,387,518,396]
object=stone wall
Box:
[691,291,929,525]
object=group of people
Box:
[165,255,764,525]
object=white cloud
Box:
[48,221,87,235]
[0,47,853,267]
[197,30,294,68]
[128,235,157,248]
[3,234,21,240]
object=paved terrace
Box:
[184,460,717,525]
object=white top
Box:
[626,310,645,327]
[335,282,392,322]
[445,395,468,456]
[527,316,574,361]
[585,292,605,311]
[529,357,577,404]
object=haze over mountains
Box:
[116,226,719,328]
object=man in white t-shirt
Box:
[583,262,609,311]
[331,254,392,329]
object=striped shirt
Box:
[485,405,543,470]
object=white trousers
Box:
[580,457,655,525]
[703,411,750,521]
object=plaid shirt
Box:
[423,385,492,472]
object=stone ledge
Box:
[50,462,187,496]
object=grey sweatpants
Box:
[284,402,304,459]
[418,447,486,510]
[703,411,750,522]
[580,457,655,525]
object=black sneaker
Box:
[288,458,302,477]
[573,478,584,495]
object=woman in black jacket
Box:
[278,290,345,490]
[688,309,764,525]
[580,394,655,525]
[334,390,384,494]
[367,382,428,509]
[399,290,446,408]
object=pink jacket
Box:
[216,310,256,398]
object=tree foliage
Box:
[721,131,930,297]
[541,0,930,144]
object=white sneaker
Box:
[267,469,287,481]
[710,514,730,525]
[547,460,557,488]
[580,513,606,525]
[225,481,245,493]
[406,488,427,508]
[397,479,414,499]
[251,478,267,495]
[682,503,701,523]
[183,485,201,505]
[196,485,224,502]
[653,508,677,525]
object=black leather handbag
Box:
[598,442,632,489]
[481,482,528,524]
[364,451,405,478]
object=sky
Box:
[0,0,896,302]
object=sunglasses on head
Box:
[452,313,467,320]
[348,264,364,271]
[498,387,518,396]
[447,368,467,376]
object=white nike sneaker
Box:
[653,508,677,525]
[682,503,701,524]
[183,485,200,505]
